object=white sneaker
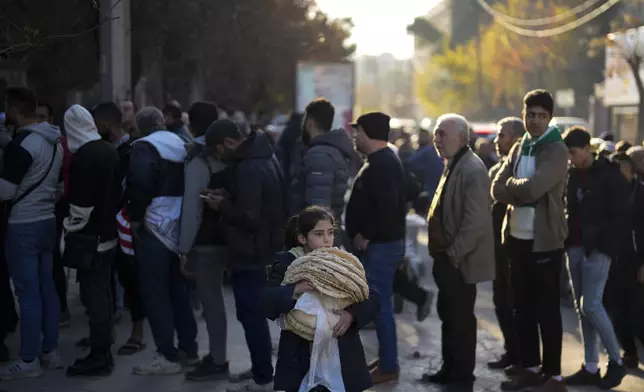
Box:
[41,350,64,370]
[0,359,43,380]
[226,380,273,392]
[133,354,182,375]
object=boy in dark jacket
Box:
[562,127,629,389]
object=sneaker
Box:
[0,359,43,380]
[622,354,639,370]
[41,350,65,370]
[229,368,254,383]
[504,364,525,377]
[563,365,600,386]
[369,365,399,385]
[532,377,568,392]
[179,350,200,368]
[185,355,229,381]
[417,290,434,322]
[133,354,182,375]
[601,361,627,390]
[66,351,113,377]
[225,380,272,392]
[488,353,514,370]
[59,311,71,328]
[0,344,9,363]
[500,370,544,391]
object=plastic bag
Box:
[295,293,345,392]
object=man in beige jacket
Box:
[423,114,495,390]
[492,90,569,392]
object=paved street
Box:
[2,232,644,391]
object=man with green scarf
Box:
[492,90,569,392]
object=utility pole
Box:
[99,0,132,102]
[475,3,484,108]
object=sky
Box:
[315,0,439,59]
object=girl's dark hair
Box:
[283,206,336,249]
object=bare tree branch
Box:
[0,0,122,57]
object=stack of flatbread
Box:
[282,247,369,341]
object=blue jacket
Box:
[406,145,444,198]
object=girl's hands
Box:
[332,310,354,338]
[294,281,314,295]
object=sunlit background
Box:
[316,0,438,59]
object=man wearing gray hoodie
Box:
[178,103,233,381]
[0,87,63,379]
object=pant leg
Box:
[168,251,197,356]
[534,249,564,376]
[567,247,591,361]
[116,250,145,323]
[0,245,18,338]
[231,269,274,385]
[393,267,426,306]
[193,247,227,364]
[604,259,636,356]
[493,243,519,362]
[432,253,477,378]
[37,219,59,354]
[579,251,621,363]
[508,237,541,368]
[77,247,115,350]
[359,240,404,373]
[135,226,178,362]
[53,202,68,314]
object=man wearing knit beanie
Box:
[346,111,407,384]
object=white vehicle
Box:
[549,117,589,133]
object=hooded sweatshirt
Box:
[289,129,357,220]
[127,130,187,252]
[61,105,120,251]
[0,121,63,224]
[508,126,563,240]
[178,137,231,253]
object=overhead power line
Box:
[475,0,602,27]
[475,0,622,38]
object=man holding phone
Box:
[201,120,284,392]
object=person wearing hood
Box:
[60,105,120,377]
[126,107,198,375]
[201,125,284,392]
[561,127,629,389]
[178,105,234,382]
[492,90,569,392]
[0,87,63,379]
[289,98,355,228]
[163,102,194,143]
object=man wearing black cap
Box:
[346,111,407,384]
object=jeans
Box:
[78,247,115,350]
[567,247,622,364]
[5,219,59,361]
[135,226,197,362]
[508,237,563,376]
[432,252,477,378]
[357,240,404,373]
[231,269,274,384]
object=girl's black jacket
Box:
[262,250,380,392]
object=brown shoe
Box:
[367,358,379,371]
[531,377,568,392]
[370,365,399,385]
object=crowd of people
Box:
[0,86,643,392]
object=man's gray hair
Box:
[436,113,470,139]
[497,117,526,138]
[136,107,165,136]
